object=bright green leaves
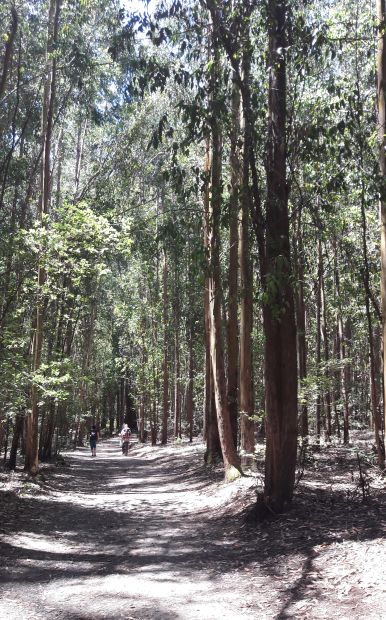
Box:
[31,359,78,403]
[24,201,132,300]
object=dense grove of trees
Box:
[1,0,385,511]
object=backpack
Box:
[122,429,130,442]
[90,429,97,440]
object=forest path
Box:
[0,436,386,619]
[0,437,258,620]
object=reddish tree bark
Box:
[263,0,298,510]
[377,0,386,437]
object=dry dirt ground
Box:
[0,434,386,620]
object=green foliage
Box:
[0,0,383,465]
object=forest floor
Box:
[0,433,386,620]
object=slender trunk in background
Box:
[40,400,57,461]
[227,77,240,448]
[8,412,24,470]
[174,334,181,438]
[114,385,119,431]
[187,325,194,442]
[151,402,157,445]
[74,117,87,197]
[208,11,241,480]
[108,392,115,434]
[174,268,181,438]
[1,188,19,329]
[315,237,323,439]
[0,43,24,337]
[121,376,126,425]
[294,211,308,437]
[239,47,255,459]
[151,350,158,444]
[205,357,223,463]
[332,243,341,437]
[263,0,298,510]
[203,127,222,463]
[333,326,341,437]
[203,312,211,443]
[139,399,145,441]
[2,418,10,464]
[55,127,64,209]
[204,299,222,462]
[161,239,169,444]
[101,394,108,431]
[152,206,161,443]
[377,0,386,434]
[321,254,332,438]
[139,335,147,440]
[361,189,385,465]
[335,254,350,444]
[76,298,97,441]
[40,296,65,460]
[125,370,137,430]
[342,319,351,444]
[186,244,195,443]
[26,0,61,474]
[0,7,18,115]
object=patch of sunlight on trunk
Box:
[225,465,242,482]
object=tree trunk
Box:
[108,392,115,435]
[204,285,222,463]
[205,359,223,464]
[125,371,137,430]
[40,297,65,460]
[361,185,385,465]
[321,253,332,439]
[26,0,61,475]
[150,399,157,445]
[342,319,352,444]
[332,242,341,438]
[294,211,308,438]
[115,387,121,431]
[208,11,241,481]
[55,127,64,210]
[334,250,350,444]
[173,269,181,438]
[263,0,298,511]
[239,48,255,459]
[0,7,18,114]
[187,326,194,442]
[161,239,169,444]
[138,398,144,441]
[315,237,323,439]
[2,417,10,464]
[40,399,57,461]
[119,378,125,429]
[203,130,222,463]
[227,77,240,448]
[377,0,386,436]
[8,412,24,470]
[74,117,87,197]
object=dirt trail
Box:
[0,438,257,620]
[0,437,385,619]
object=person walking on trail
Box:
[120,423,131,455]
[89,424,99,457]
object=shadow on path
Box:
[0,437,385,619]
